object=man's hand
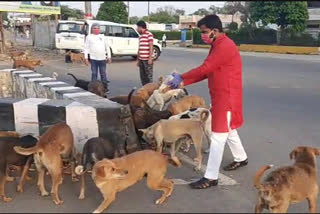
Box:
[148,58,153,65]
[169,73,183,89]
[85,59,89,66]
[107,58,112,64]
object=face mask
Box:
[93,29,100,35]
[201,31,215,44]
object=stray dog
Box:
[91,150,175,213]
[168,95,207,115]
[109,88,147,108]
[0,135,37,202]
[169,108,212,153]
[67,73,89,90]
[88,81,106,98]
[66,51,85,64]
[147,88,188,111]
[75,137,116,200]
[10,51,29,60]
[136,76,163,101]
[12,59,43,70]
[139,110,210,171]
[254,146,320,213]
[14,123,77,205]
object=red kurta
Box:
[181,34,243,133]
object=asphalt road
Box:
[0,47,320,213]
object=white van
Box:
[55,19,162,60]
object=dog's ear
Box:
[183,88,189,96]
[289,150,297,160]
[96,166,106,178]
[313,148,320,156]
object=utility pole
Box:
[0,12,5,53]
[85,1,92,19]
[127,1,130,24]
[148,1,150,23]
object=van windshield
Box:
[57,23,85,34]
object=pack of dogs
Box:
[9,50,44,71]
[0,73,319,213]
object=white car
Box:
[55,19,162,60]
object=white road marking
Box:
[51,86,81,91]
[39,81,68,86]
[28,77,54,82]
[63,92,94,98]
[177,152,238,186]
[19,73,42,78]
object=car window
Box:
[107,26,124,37]
[124,27,139,38]
[57,23,85,34]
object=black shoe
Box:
[189,177,218,189]
[223,159,248,171]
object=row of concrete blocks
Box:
[0,69,139,153]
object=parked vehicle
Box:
[55,19,162,60]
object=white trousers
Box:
[204,111,248,180]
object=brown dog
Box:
[91,150,175,213]
[168,95,207,115]
[109,88,146,108]
[88,81,106,98]
[10,51,29,60]
[67,51,85,64]
[13,59,43,70]
[136,76,163,101]
[14,123,77,205]
[254,146,320,213]
[139,110,210,171]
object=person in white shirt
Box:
[84,23,112,94]
[162,33,166,47]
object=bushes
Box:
[279,30,319,47]
[150,30,192,40]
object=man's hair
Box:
[137,20,147,29]
[92,23,100,29]
[197,15,223,32]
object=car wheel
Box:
[153,47,160,61]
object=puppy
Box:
[140,110,210,171]
[67,73,89,91]
[66,51,85,64]
[109,88,147,108]
[13,59,43,70]
[14,123,77,205]
[88,81,106,98]
[92,150,175,213]
[75,137,116,200]
[0,135,37,202]
[136,76,163,101]
[169,108,211,153]
[147,88,188,111]
[168,95,207,115]
[254,146,320,213]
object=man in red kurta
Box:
[169,15,248,189]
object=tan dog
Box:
[91,150,174,213]
[88,81,106,98]
[168,95,207,115]
[140,110,210,171]
[13,59,43,70]
[10,51,29,60]
[67,51,85,64]
[136,76,163,101]
[254,146,320,213]
[14,123,77,205]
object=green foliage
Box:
[129,16,139,24]
[229,22,238,31]
[148,6,185,24]
[96,1,128,24]
[192,8,210,16]
[249,1,308,33]
[279,29,319,46]
[150,30,192,40]
[60,5,84,20]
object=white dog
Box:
[169,108,212,153]
[147,88,188,111]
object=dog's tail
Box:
[0,131,20,138]
[199,109,210,125]
[14,145,38,156]
[127,87,137,106]
[67,73,78,81]
[253,165,273,189]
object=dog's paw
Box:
[72,177,79,183]
[2,196,13,202]
[53,199,64,205]
[17,185,23,193]
[193,166,202,172]
[204,148,210,153]
[40,191,49,197]
[93,209,101,213]
[6,176,15,182]
[155,198,165,205]
[78,194,85,200]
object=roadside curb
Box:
[189,44,320,55]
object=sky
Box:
[62,1,226,17]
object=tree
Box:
[148,6,184,24]
[60,5,84,20]
[129,16,139,24]
[96,1,128,24]
[223,2,244,22]
[192,8,210,16]
[249,1,308,33]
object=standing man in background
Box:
[84,23,112,95]
[162,33,167,47]
[136,20,154,86]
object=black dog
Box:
[0,135,37,201]
[67,73,89,91]
[75,137,116,199]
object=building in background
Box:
[179,12,243,30]
[306,1,320,38]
